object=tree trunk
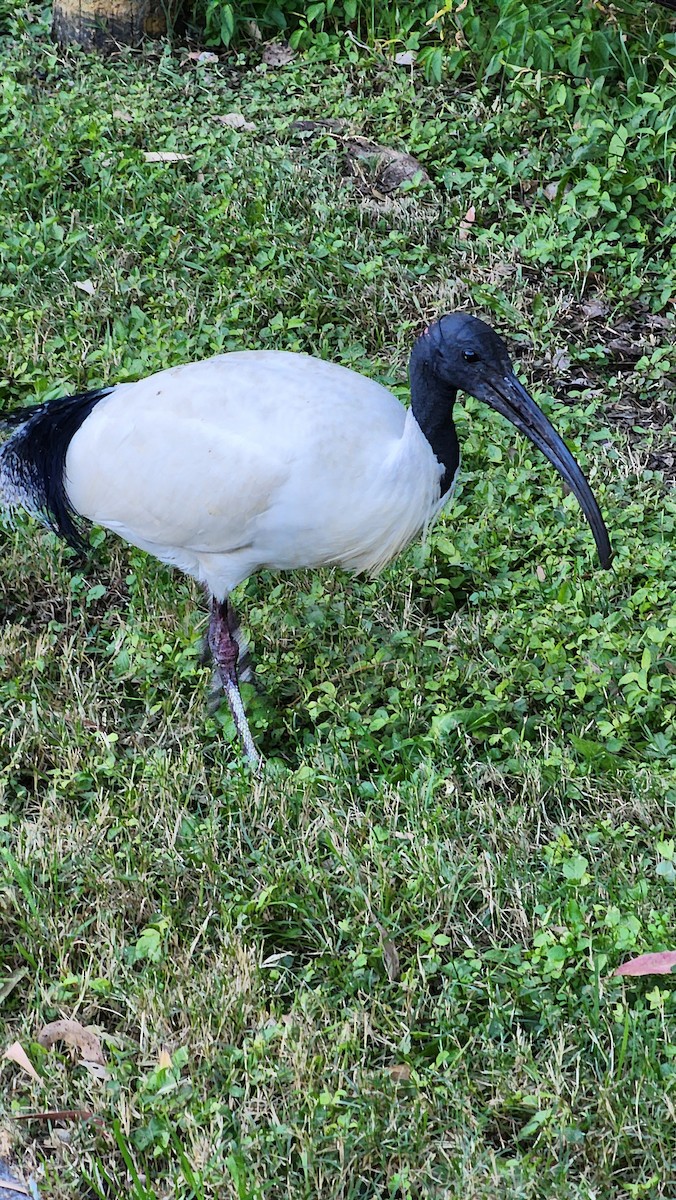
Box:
[52,0,176,51]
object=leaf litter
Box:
[614,951,676,977]
[3,1044,40,1084]
[37,1019,107,1070]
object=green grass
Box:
[1,3,676,1197]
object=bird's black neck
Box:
[409,350,459,496]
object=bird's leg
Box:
[208,597,261,769]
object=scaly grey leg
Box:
[208,598,261,769]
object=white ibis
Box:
[0,313,612,767]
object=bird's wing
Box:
[65,350,406,556]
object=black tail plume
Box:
[0,388,111,550]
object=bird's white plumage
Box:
[65,350,449,598]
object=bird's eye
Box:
[463,350,479,364]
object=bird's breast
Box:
[263,409,445,576]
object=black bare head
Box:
[415,312,515,395]
[409,312,613,569]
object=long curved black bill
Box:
[482,374,613,569]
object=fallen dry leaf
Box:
[536,565,546,582]
[112,108,133,122]
[143,151,191,163]
[46,1128,70,1148]
[543,182,559,201]
[37,1019,106,1067]
[458,205,476,241]
[291,118,344,135]
[386,1064,411,1082]
[80,1060,109,1082]
[550,347,570,372]
[378,153,426,193]
[262,41,295,67]
[345,138,429,195]
[376,922,400,982]
[74,279,95,297]
[186,50,219,63]
[260,950,293,968]
[581,298,608,320]
[214,113,256,132]
[584,657,603,674]
[3,1043,40,1084]
[157,1048,172,1069]
[381,936,400,981]
[614,951,676,977]
[13,1108,103,1127]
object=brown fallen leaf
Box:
[74,279,96,297]
[536,565,546,582]
[3,1044,40,1084]
[37,1019,106,1067]
[345,138,429,195]
[614,951,676,977]
[581,298,608,320]
[382,938,400,981]
[157,1048,172,1070]
[262,41,295,67]
[458,205,476,241]
[13,1108,103,1127]
[214,113,256,132]
[376,922,400,982]
[291,119,344,135]
[386,1064,411,1082]
[378,153,426,193]
[112,109,133,122]
[186,51,219,63]
[143,151,191,163]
